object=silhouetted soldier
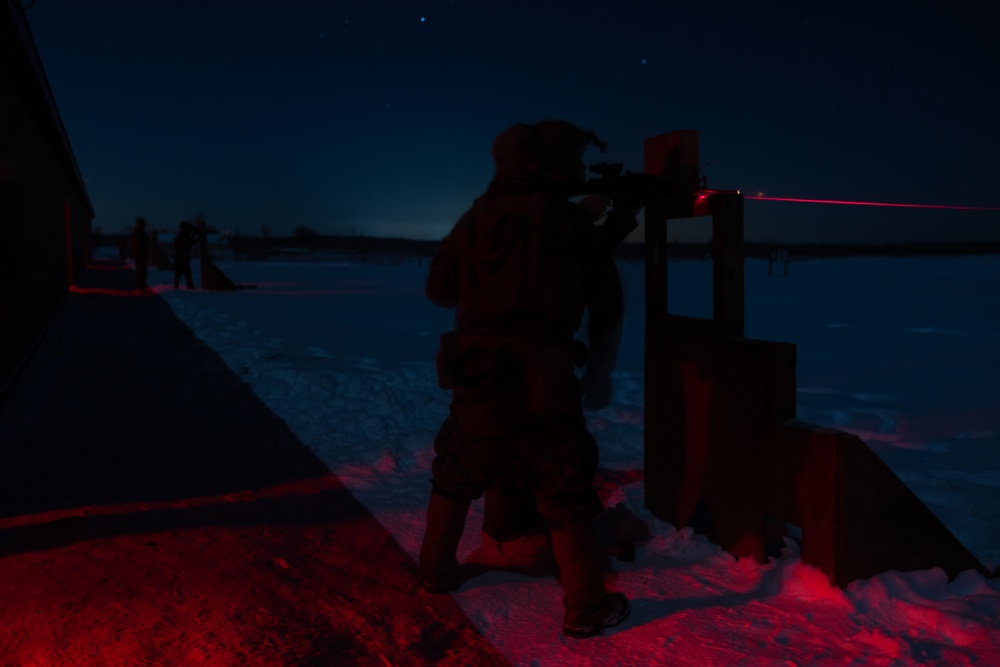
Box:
[419,122,632,638]
[173,221,200,289]
[470,120,637,571]
[129,217,150,292]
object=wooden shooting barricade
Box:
[197,220,238,291]
[642,130,991,586]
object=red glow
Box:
[68,285,152,297]
[745,195,1000,211]
[0,475,507,665]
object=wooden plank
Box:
[710,192,745,338]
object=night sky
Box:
[24,0,1000,243]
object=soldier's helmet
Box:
[533,120,606,189]
[491,123,543,180]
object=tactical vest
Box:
[451,191,588,339]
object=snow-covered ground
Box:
[145,252,999,665]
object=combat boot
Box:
[551,520,631,638]
[419,491,471,593]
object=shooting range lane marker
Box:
[745,195,1000,212]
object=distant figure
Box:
[769,246,790,277]
[173,221,201,289]
[418,121,634,638]
[129,217,150,291]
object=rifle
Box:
[584,161,722,222]
[582,162,671,211]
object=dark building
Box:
[1,2,94,391]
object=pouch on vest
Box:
[523,343,580,415]
[452,348,525,438]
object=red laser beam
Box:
[744,195,1000,212]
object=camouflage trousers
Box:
[430,402,602,528]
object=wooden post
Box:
[643,131,700,519]
[64,201,74,288]
[710,192,744,338]
[642,130,700,320]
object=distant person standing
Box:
[172,221,201,289]
[129,217,150,292]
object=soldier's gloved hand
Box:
[581,370,612,412]
[577,194,611,222]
